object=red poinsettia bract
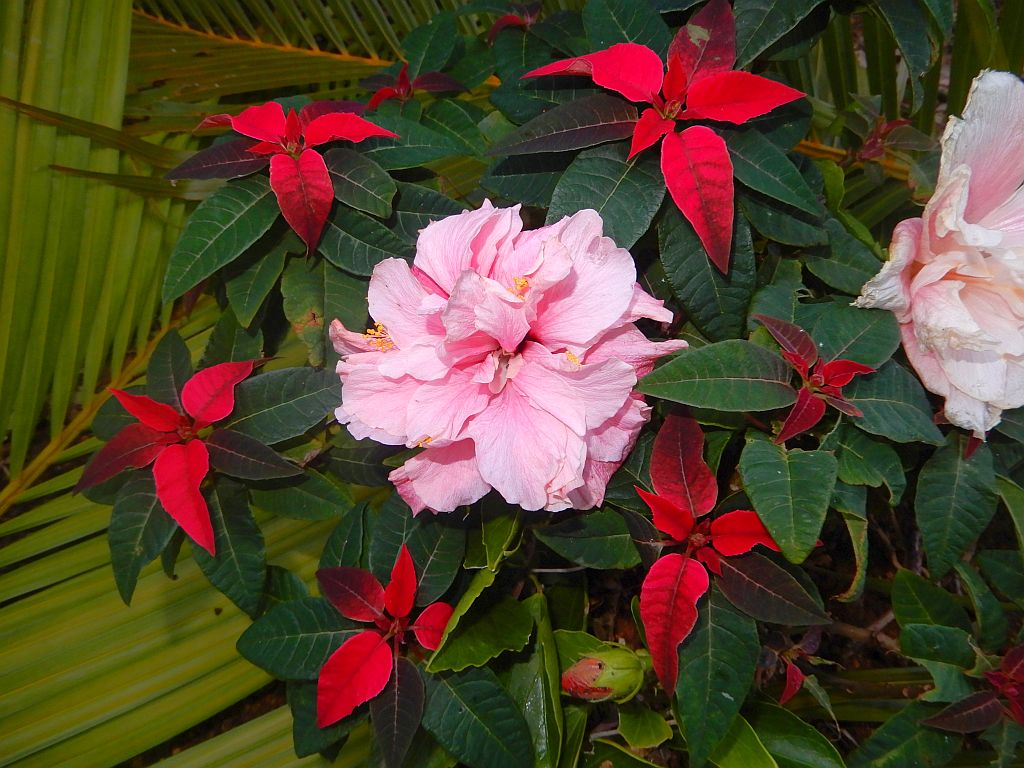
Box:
[74,361,259,554]
[637,413,780,691]
[316,545,454,726]
[364,63,465,111]
[169,101,397,251]
[753,314,875,443]
[522,0,803,273]
[986,645,1024,726]
[486,3,541,44]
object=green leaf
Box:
[832,482,869,603]
[372,657,425,768]
[848,702,958,768]
[237,597,359,679]
[675,586,760,768]
[717,552,830,625]
[162,175,280,302]
[805,217,883,295]
[604,431,653,513]
[489,94,638,156]
[891,569,971,632]
[429,597,535,673]
[251,469,354,521]
[423,100,488,156]
[823,424,905,504]
[392,182,468,241]
[108,474,177,605]
[465,500,521,571]
[747,258,803,326]
[843,361,945,445]
[319,206,413,277]
[146,330,193,412]
[734,0,823,67]
[224,232,290,327]
[481,154,572,208]
[709,714,779,768]
[325,148,396,218]
[546,142,664,250]
[977,549,1024,609]
[320,503,368,570]
[194,482,266,617]
[915,434,997,578]
[799,300,900,367]
[996,475,1024,553]
[746,704,845,768]
[900,624,975,668]
[560,706,588,768]
[361,114,463,170]
[871,1,934,113]
[422,667,534,768]
[738,436,837,563]
[583,0,671,56]
[728,130,820,215]
[995,406,1024,444]
[287,680,359,758]
[324,260,370,335]
[225,367,340,445]
[198,307,263,366]
[534,508,640,569]
[281,258,328,366]
[981,720,1024,768]
[205,428,301,480]
[431,568,499,661]
[739,191,826,247]
[659,208,756,341]
[617,705,672,749]
[324,428,396,487]
[637,340,796,412]
[403,12,457,77]
[586,742,662,767]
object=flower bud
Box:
[561,646,645,702]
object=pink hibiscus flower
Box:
[330,202,685,513]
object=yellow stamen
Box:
[415,436,433,448]
[364,322,395,351]
[566,351,580,366]
[511,276,530,297]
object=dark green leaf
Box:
[431,568,498,660]
[977,549,1024,609]
[371,658,425,768]
[800,300,899,367]
[637,340,796,411]
[891,569,971,632]
[674,585,760,768]
[162,175,280,302]
[428,597,535,672]
[659,208,755,341]
[147,330,193,411]
[251,469,353,521]
[224,232,290,327]
[422,100,488,156]
[534,508,640,569]
[617,706,672,749]
[320,503,367,570]
[843,361,945,445]
[319,206,413,276]
[995,406,1024,443]
[325,148,396,218]
[728,130,820,215]
[361,114,463,170]
[717,552,830,625]
[915,435,996,578]
[871,1,934,113]
[831,481,869,602]
[604,431,653,513]
[848,702,958,768]
[823,424,905,504]
[324,428,397,486]
[738,436,837,563]
[481,153,572,208]
[734,0,824,67]
[582,0,671,55]
[900,624,975,667]
[404,12,457,77]
[747,258,803,327]
[508,594,563,768]
[805,217,883,295]
[546,141,664,249]
[93,386,143,441]
[195,482,266,617]
[981,719,1024,768]
[746,703,846,768]
[198,307,263,366]
[738,190,826,246]
[225,367,340,445]
[206,429,301,480]
[489,94,638,156]
[238,597,359,679]
[108,474,177,605]
[324,260,370,338]
[287,680,359,758]
[422,667,534,768]
[392,182,468,242]
[281,258,328,366]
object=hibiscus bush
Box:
[73,0,1024,765]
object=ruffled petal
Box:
[390,440,491,514]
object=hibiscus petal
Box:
[584,325,686,379]
[229,101,287,144]
[385,544,417,619]
[639,554,709,691]
[710,509,780,556]
[681,71,803,124]
[411,602,454,650]
[269,150,334,250]
[390,440,492,515]
[316,567,386,622]
[404,368,491,446]
[109,389,184,432]
[443,270,531,353]
[74,424,174,491]
[181,360,255,427]
[367,258,446,350]
[303,112,398,147]
[339,366,422,442]
[775,387,827,443]
[661,127,734,273]
[523,43,664,104]
[668,0,735,83]
[153,441,213,555]
[317,630,394,726]
[650,412,718,518]
[629,108,675,159]
[636,486,694,542]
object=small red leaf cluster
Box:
[986,645,1024,726]
[364,63,465,111]
[522,0,803,272]
[637,413,780,691]
[316,545,454,727]
[168,101,397,251]
[753,314,874,443]
[74,361,257,554]
[925,645,1024,734]
[486,3,541,44]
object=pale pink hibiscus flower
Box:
[330,202,685,513]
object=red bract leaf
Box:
[710,510,780,556]
[636,486,695,542]
[299,100,366,125]
[922,691,1004,734]
[752,314,818,367]
[523,43,665,104]
[109,389,185,432]
[412,72,466,93]
[668,0,735,83]
[783,350,810,381]
[775,387,827,443]
[317,630,393,727]
[819,392,863,418]
[303,112,398,148]
[74,423,174,491]
[230,101,287,143]
[1003,645,1024,680]
[196,112,234,131]
[385,544,417,619]
[819,359,875,387]
[681,71,803,124]
[779,659,804,706]
[368,87,401,111]
[270,150,334,250]
[662,126,734,273]
[411,602,454,650]
[165,138,270,181]
[317,567,386,622]
[696,546,722,575]
[488,13,527,44]
[181,360,255,426]
[153,440,213,554]
[640,554,709,691]
[651,412,718,518]
[629,108,675,159]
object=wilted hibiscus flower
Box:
[330,202,685,513]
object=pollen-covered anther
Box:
[565,351,581,366]
[511,276,530,297]
[414,436,433,448]
[364,322,395,351]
